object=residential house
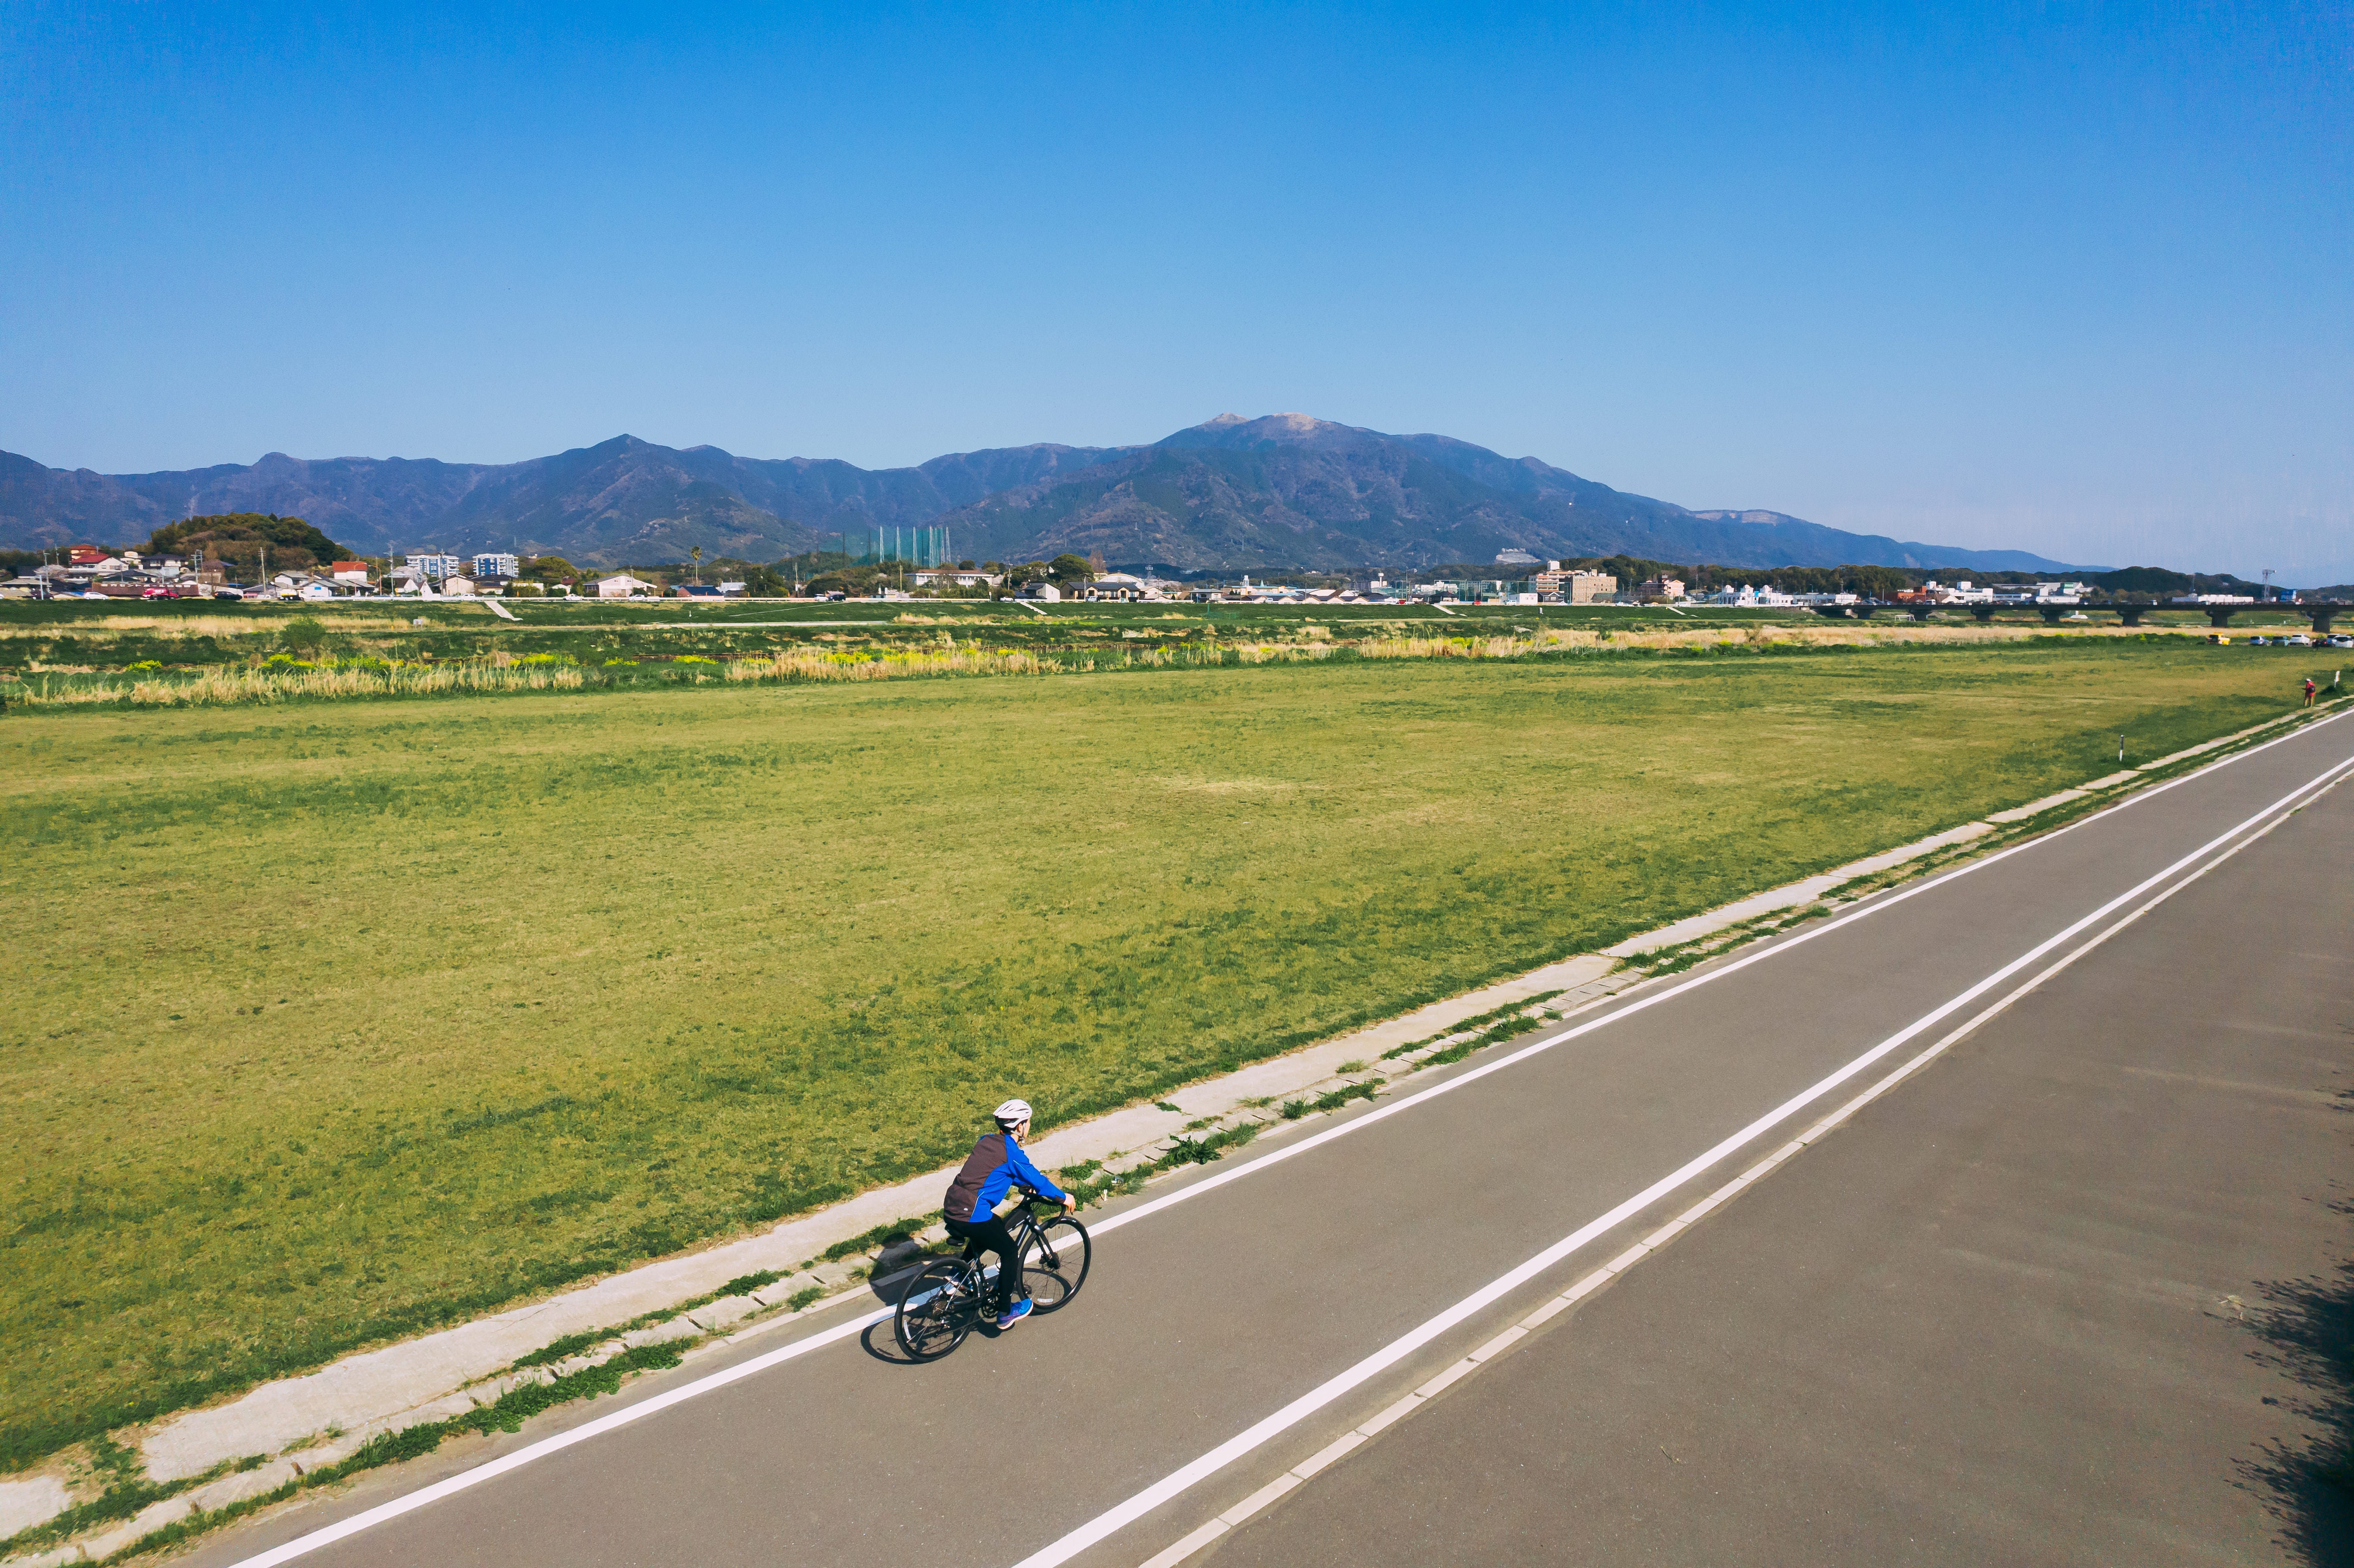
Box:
[596,574,657,598]
[1082,572,1157,602]
[1015,580,1062,602]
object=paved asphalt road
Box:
[187,714,2354,1568]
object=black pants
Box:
[943,1214,1024,1310]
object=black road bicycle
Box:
[893,1198,1092,1361]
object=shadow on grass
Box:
[2239,1241,2354,1563]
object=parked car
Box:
[2248,635,2271,646]
[2208,633,2230,644]
[2286,633,2314,647]
[2326,634,2354,648]
[140,585,174,600]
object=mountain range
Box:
[0,414,2081,574]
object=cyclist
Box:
[942,1098,1073,1330]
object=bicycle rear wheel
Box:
[894,1259,975,1360]
[1020,1216,1092,1312]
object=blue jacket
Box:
[943,1130,1068,1223]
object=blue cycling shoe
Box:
[996,1298,1034,1330]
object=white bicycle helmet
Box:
[993,1098,1033,1127]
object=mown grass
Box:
[0,639,2321,1467]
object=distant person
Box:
[941,1098,1072,1330]
[2305,677,2319,708]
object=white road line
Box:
[218,1301,897,1568]
[1008,743,2354,1568]
[1132,736,2352,1566]
[1078,707,2350,1247]
[214,711,2349,1568]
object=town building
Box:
[1532,564,1618,603]
[1697,583,1799,607]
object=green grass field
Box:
[0,638,2333,1467]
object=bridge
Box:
[1808,598,2348,632]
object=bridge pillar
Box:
[2115,606,2146,627]
[1969,605,1999,624]
[1905,604,1939,621]
[2039,605,2069,624]
[2305,607,2338,635]
[2206,607,2239,628]
[1812,604,1853,619]
[1850,603,1881,619]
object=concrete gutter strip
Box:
[1602,820,1994,957]
[2136,709,2304,771]
[131,957,1622,1483]
[125,804,2027,1484]
[0,1483,71,1543]
[1987,789,2088,823]
[8,703,2329,1558]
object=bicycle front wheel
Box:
[894,1259,975,1361]
[1021,1216,1092,1312]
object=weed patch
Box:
[1155,1122,1263,1169]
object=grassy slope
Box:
[0,640,2314,1464]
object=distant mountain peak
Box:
[0,423,2085,576]
[1159,411,1368,449]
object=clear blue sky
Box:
[5,3,2348,581]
